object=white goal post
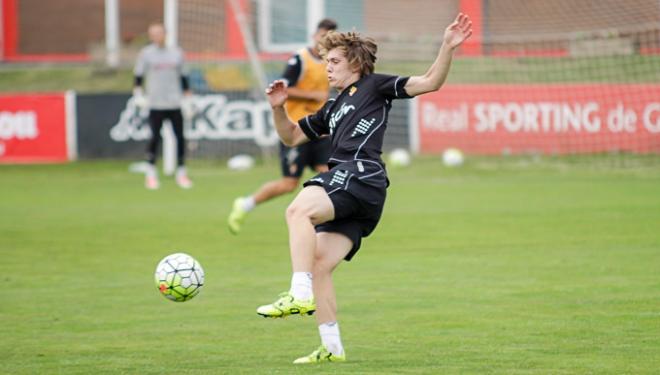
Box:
[162,0,179,176]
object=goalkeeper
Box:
[257,14,472,364]
[228,19,338,234]
[133,22,193,190]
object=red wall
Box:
[0,93,70,163]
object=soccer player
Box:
[228,19,338,234]
[257,14,473,364]
[133,23,193,190]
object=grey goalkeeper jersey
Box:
[134,44,188,110]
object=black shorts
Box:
[303,162,387,261]
[280,137,331,178]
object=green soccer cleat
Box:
[293,345,346,364]
[228,197,248,234]
[256,291,315,318]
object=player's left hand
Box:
[443,13,472,50]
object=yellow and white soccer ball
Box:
[442,148,464,167]
[388,148,412,168]
[155,253,204,302]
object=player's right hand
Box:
[265,79,288,108]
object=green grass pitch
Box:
[1,157,659,374]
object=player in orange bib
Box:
[228,19,338,234]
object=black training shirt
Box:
[299,73,412,168]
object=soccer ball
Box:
[154,253,205,302]
[388,148,411,168]
[442,148,464,167]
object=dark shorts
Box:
[280,137,331,178]
[303,162,387,261]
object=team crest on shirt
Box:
[349,86,358,96]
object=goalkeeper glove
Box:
[132,88,149,110]
[181,95,197,120]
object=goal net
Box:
[173,0,660,161]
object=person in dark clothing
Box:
[257,14,473,364]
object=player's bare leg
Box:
[313,164,329,173]
[228,177,299,234]
[253,177,300,203]
[256,185,334,318]
[312,232,350,323]
[285,185,334,272]
[293,232,350,364]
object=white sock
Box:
[146,164,157,178]
[176,166,187,177]
[241,196,256,212]
[290,272,313,300]
[319,322,344,356]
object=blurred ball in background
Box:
[442,148,464,168]
[388,148,412,168]
[227,154,255,171]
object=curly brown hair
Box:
[319,31,378,78]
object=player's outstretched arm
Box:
[404,13,472,97]
[266,80,310,146]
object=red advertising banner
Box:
[0,93,69,163]
[416,84,660,154]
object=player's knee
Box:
[285,201,309,222]
[313,251,326,267]
[313,255,335,275]
[312,261,327,276]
